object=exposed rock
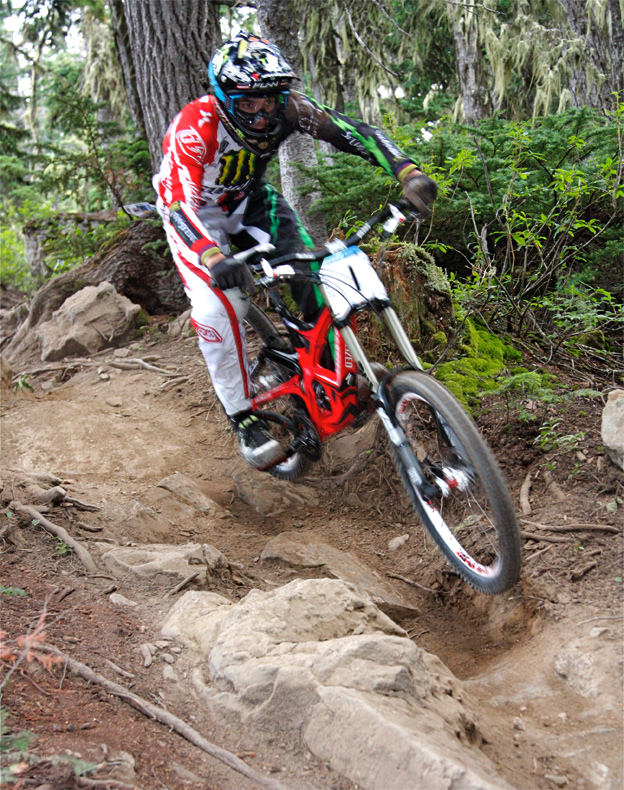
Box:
[109,593,138,607]
[601,389,624,470]
[233,470,318,516]
[157,472,223,516]
[326,419,377,466]
[261,531,418,618]
[37,282,141,361]
[388,534,410,552]
[5,219,186,364]
[99,542,227,587]
[168,309,192,337]
[162,579,510,790]
[554,642,598,698]
[1,355,13,393]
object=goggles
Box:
[231,93,287,130]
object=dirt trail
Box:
[1,330,622,790]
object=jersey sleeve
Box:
[158,99,223,261]
[285,91,419,183]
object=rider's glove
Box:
[209,256,246,290]
[402,173,438,218]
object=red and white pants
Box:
[158,185,314,416]
[159,199,269,416]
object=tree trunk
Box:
[559,0,624,109]
[256,0,328,244]
[110,0,221,172]
[452,15,491,124]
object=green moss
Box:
[434,318,523,411]
[399,244,451,295]
[135,309,149,328]
[431,331,447,346]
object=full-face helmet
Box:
[208,32,296,155]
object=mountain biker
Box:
[153,31,437,470]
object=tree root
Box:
[9,501,98,572]
[519,530,570,544]
[519,472,532,515]
[521,518,620,534]
[41,646,291,790]
[570,561,598,581]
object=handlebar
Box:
[238,200,420,284]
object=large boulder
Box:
[601,389,624,470]
[261,531,418,618]
[163,578,511,790]
[36,281,141,361]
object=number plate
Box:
[319,247,389,321]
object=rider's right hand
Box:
[208,255,246,290]
[402,172,438,218]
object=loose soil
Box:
[1,324,622,790]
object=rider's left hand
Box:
[402,172,438,218]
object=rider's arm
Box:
[284,91,421,187]
[159,98,225,268]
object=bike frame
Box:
[244,202,433,495]
[250,304,361,441]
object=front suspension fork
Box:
[337,315,439,502]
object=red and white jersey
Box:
[154,91,418,258]
[155,94,267,211]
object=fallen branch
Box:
[543,470,567,502]
[76,778,139,790]
[10,501,97,572]
[62,495,101,512]
[519,472,532,515]
[106,359,180,377]
[521,518,620,534]
[163,571,200,600]
[524,544,554,563]
[386,572,437,594]
[570,561,598,581]
[160,375,189,392]
[103,658,135,679]
[41,646,290,790]
[519,530,569,544]
[577,614,624,626]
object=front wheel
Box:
[386,371,521,594]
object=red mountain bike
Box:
[236,202,521,594]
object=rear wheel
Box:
[386,370,521,594]
[244,303,313,481]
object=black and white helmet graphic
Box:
[208,31,296,154]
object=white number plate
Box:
[319,247,389,321]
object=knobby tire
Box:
[386,371,522,594]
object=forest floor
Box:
[1,320,622,790]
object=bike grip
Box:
[396,198,421,217]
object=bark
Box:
[6,220,186,364]
[107,0,146,140]
[453,16,491,124]
[112,0,221,172]
[256,0,328,244]
[559,0,624,109]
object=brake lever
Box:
[396,198,421,220]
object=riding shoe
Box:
[231,411,284,469]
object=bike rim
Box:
[396,392,503,579]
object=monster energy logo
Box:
[218,150,257,186]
